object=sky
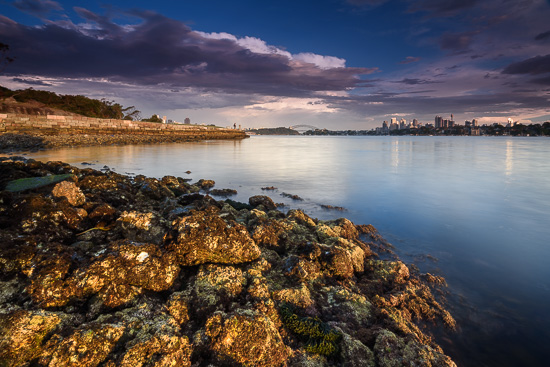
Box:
[0,0,549,129]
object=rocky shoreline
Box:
[0,157,456,366]
[0,132,247,153]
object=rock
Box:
[73,240,180,308]
[338,329,376,367]
[205,310,289,367]
[196,264,246,297]
[88,203,117,224]
[52,180,86,206]
[168,208,261,265]
[0,309,61,366]
[167,292,190,325]
[273,284,315,309]
[117,211,167,245]
[374,329,456,367]
[249,195,277,211]
[281,192,304,201]
[196,179,215,189]
[40,323,124,367]
[210,188,237,197]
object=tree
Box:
[0,43,15,74]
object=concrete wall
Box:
[0,113,246,139]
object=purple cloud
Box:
[439,32,474,53]
[399,56,421,64]
[11,0,62,17]
[502,54,550,75]
[408,0,479,16]
[535,31,550,41]
[0,10,376,97]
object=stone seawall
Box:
[0,113,247,140]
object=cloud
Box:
[535,30,550,41]
[293,53,346,69]
[394,78,441,85]
[399,56,420,64]
[0,10,376,98]
[345,0,389,6]
[12,77,52,86]
[408,0,479,16]
[502,54,550,75]
[439,32,474,52]
[11,0,62,17]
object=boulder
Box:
[39,323,124,367]
[249,195,277,211]
[168,209,261,265]
[0,309,61,367]
[205,310,289,367]
[52,180,86,206]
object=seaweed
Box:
[224,199,253,211]
[279,303,341,357]
[4,174,74,192]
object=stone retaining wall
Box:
[0,113,247,140]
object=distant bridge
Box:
[290,124,319,133]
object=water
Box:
[18,136,550,366]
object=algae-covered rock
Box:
[5,174,74,192]
[338,329,375,367]
[249,195,277,211]
[74,240,180,307]
[167,292,190,325]
[374,329,456,367]
[40,323,124,367]
[117,210,167,245]
[205,310,289,366]
[168,208,261,265]
[0,309,61,367]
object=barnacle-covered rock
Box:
[168,208,261,265]
[205,310,289,366]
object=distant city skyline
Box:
[0,0,549,129]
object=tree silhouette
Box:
[0,43,15,74]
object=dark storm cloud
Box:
[531,76,550,85]
[502,54,550,75]
[11,0,62,17]
[0,10,375,97]
[535,31,550,41]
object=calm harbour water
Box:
[20,135,550,366]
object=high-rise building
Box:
[400,119,406,129]
[435,115,443,128]
[413,119,418,127]
[184,117,191,124]
[472,118,479,127]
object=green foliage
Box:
[2,88,124,119]
[141,115,163,123]
[279,303,341,357]
[5,174,74,192]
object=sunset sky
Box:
[1,0,549,129]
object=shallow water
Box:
[19,135,550,366]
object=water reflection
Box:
[18,136,550,366]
